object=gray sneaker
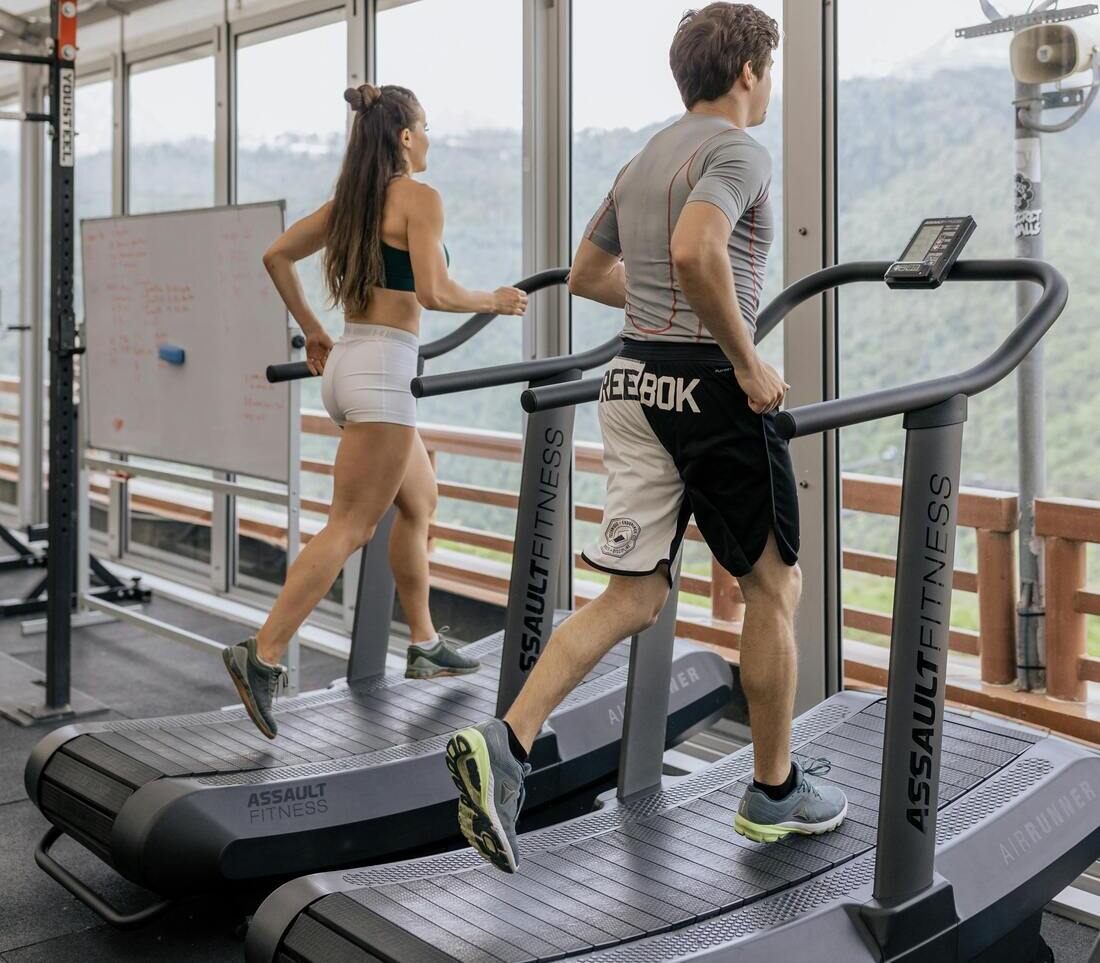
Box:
[734,757,848,843]
[406,630,480,680]
[445,719,531,873]
[221,636,287,740]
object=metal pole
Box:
[43,0,78,712]
[494,369,579,718]
[873,395,966,901]
[1013,83,1046,692]
[617,559,682,801]
[345,509,397,685]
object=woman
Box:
[223,83,528,739]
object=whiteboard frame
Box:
[79,200,294,483]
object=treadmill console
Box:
[885,216,976,289]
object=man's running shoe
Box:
[734,757,848,843]
[446,719,530,872]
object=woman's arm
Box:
[262,202,331,337]
[567,238,626,308]
[406,185,526,316]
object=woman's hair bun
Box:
[344,83,382,112]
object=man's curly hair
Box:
[670,3,780,109]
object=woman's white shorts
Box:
[321,323,419,428]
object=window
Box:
[124,50,216,562]
[236,15,348,592]
[76,77,115,532]
[376,0,524,550]
[128,50,216,213]
[836,1,1024,654]
[75,78,113,322]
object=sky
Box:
[70,0,1050,151]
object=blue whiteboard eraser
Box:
[158,344,186,365]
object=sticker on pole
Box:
[1014,136,1041,240]
[59,68,75,168]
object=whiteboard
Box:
[81,203,294,483]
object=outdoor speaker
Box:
[1010,19,1100,84]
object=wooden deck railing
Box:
[3,369,1100,737]
[1037,499,1100,701]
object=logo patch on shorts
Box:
[602,517,641,558]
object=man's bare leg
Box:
[736,532,802,785]
[503,570,671,752]
[733,533,847,842]
[446,569,671,872]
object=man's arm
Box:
[568,238,626,308]
[670,201,787,413]
[571,167,629,307]
[669,201,755,365]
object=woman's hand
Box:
[305,329,335,376]
[491,287,529,316]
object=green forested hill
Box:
[0,64,1096,555]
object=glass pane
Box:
[129,54,215,213]
[377,0,524,568]
[125,54,216,561]
[76,78,115,532]
[836,2,1024,657]
[0,103,18,505]
[76,79,113,322]
[236,18,347,592]
[571,2,784,610]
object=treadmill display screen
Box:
[901,224,942,263]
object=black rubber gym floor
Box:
[0,566,1096,962]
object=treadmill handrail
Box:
[520,259,1067,421]
[521,374,601,412]
[419,267,570,360]
[412,334,622,398]
[265,267,570,383]
[775,258,1066,438]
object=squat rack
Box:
[0,2,94,723]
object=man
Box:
[446,2,847,873]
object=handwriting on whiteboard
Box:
[81,205,293,482]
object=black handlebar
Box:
[523,259,1068,433]
[419,268,569,361]
[413,335,621,398]
[264,267,571,383]
[774,258,1066,439]
[266,360,314,383]
[521,374,602,412]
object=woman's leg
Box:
[390,433,438,645]
[255,422,416,664]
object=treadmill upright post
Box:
[495,368,581,717]
[617,561,682,801]
[346,507,397,685]
[871,393,967,904]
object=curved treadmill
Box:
[249,690,1092,963]
[247,254,1100,963]
[26,629,728,897]
[22,269,733,912]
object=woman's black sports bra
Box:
[380,242,450,292]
